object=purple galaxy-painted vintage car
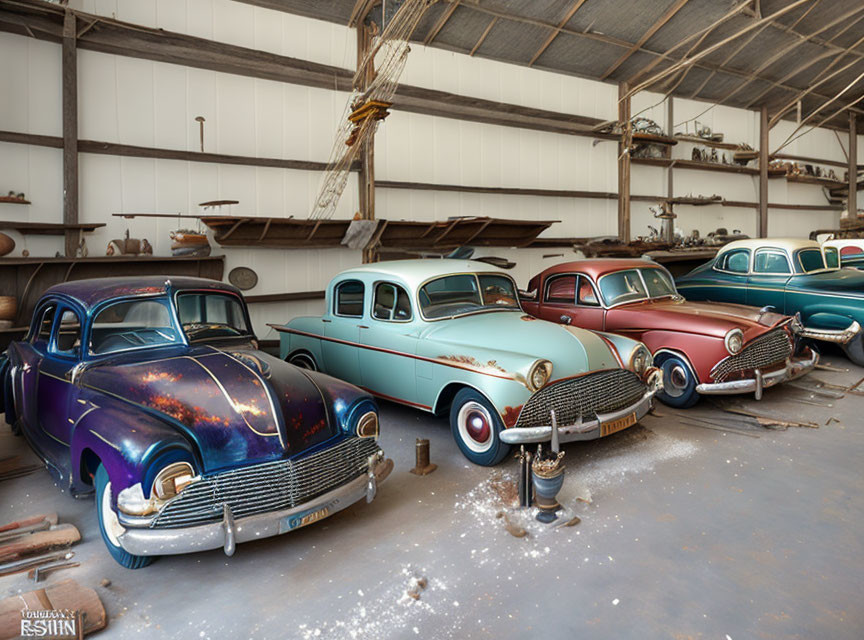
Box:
[0,276,392,568]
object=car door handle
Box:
[559,315,571,325]
[321,319,331,323]
[358,325,369,329]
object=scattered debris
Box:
[814,363,848,373]
[0,579,106,638]
[29,560,80,583]
[560,515,581,528]
[404,573,428,602]
[496,511,528,538]
[0,524,80,563]
[678,418,761,438]
[717,405,819,429]
[100,578,112,588]
[787,382,844,399]
[0,552,75,579]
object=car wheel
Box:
[287,352,317,371]
[94,464,153,570]
[449,388,511,466]
[656,355,700,408]
[843,331,864,367]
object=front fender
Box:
[802,311,861,331]
[299,368,377,434]
[591,330,644,370]
[70,400,198,496]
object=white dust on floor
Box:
[293,428,699,639]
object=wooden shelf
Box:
[632,132,677,146]
[771,174,846,188]
[112,213,197,219]
[0,222,105,235]
[771,153,854,170]
[632,157,760,175]
[0,196,30,205]
[245,291,325,304]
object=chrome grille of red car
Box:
[150,437,378,529]
[514,369,645,430]
[711,329,792,382]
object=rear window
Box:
[334,280,364,317]
[717,249,750,273]
[797,249,826,273]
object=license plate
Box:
[600,412,637,437]
[280,506,330,534]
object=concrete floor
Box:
[1,354,863,639]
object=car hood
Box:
[418,310,622,377]
[788,268,864,296]
[81,344,335,472]
[610,298,787,340]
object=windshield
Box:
[419,273,520,319]
[599,268,677,306]
[90,298,180,355]
[177,292,252,341]
[824,247,840,269]
[797,249,827,273]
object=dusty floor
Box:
[1,354,863,639]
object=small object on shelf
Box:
[228,266,258,291]
[410,438,437,476]
[0,232,14,257]
[170,229,210,257]
[106,230,152,256]
[0,191,30,205]
[199,199,239,208]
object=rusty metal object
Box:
[517,446,533,508]
[30,560,80,582]
[410,438,437,476]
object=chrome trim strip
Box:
[798,320,861,344]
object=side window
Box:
[839,245,862,256]
[577,277,600,307]
[373,282,412,321]
[334,280,364,317]
[824,247,839,269]
[34,305,56,344]
[718,249,751,274]
[545,275,576,304]
[54,309,82,356]
[753,250,791,274]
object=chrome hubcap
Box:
[457,401,494,454]
[665,364,689,397]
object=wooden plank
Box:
[376,180,619,200]
[771,152,853,169]
[0,514,57,534]
[600,0,690,80]
[618,82,631,243]
[528,0,588,67]
[759,106,769,238]
[631,156,761,175]
[0,579,106,639]
[0,221,105,235]
[850,112,858,216]
[0,524,80,563]
[62,9,77,258]
[469,17,496,56]
[423,0,459,46]
[0,129,339,171]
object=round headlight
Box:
[629,346,652,375]
[725,329,744,355]
[527,360,553,392]
[356,410,379,438]
[153,462,196,500]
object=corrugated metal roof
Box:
[263,0,864,130]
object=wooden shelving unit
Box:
[632,156,761,175]
[0,221,105,235]
[0,196,30,205]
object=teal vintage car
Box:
[271,260,662,466]
[676,238,864,366]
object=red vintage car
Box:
[521,259,818,407]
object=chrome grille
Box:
[712,329,792,381]
[150,438,379,529]
[515,369,645,429]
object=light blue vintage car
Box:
[271,260,662,466]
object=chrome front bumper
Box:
[499,371,662,445]
[116,455,393,557]
[799,320,861,345]
[695,349,818,399]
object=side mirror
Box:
[64,362,86,386]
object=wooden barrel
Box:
[0,296,17,322]
[0,232,14,257]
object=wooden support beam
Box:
[600,0,690,80]
[469,17,496,56]
[666,98,674,199]
[618,83,631,243]
[356,17,376,263]
[0,129,342,171]
[527,0,588,67]
[376,180,621,200]
[850,112,858,216]
[61,9,77,258]
[423,0,459,46]
[759,105,769,238]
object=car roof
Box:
[538,258,663,280]
[44,276,240,310]
[824,238,864,247]
[335,259,509,289]
[717,238,820,254]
